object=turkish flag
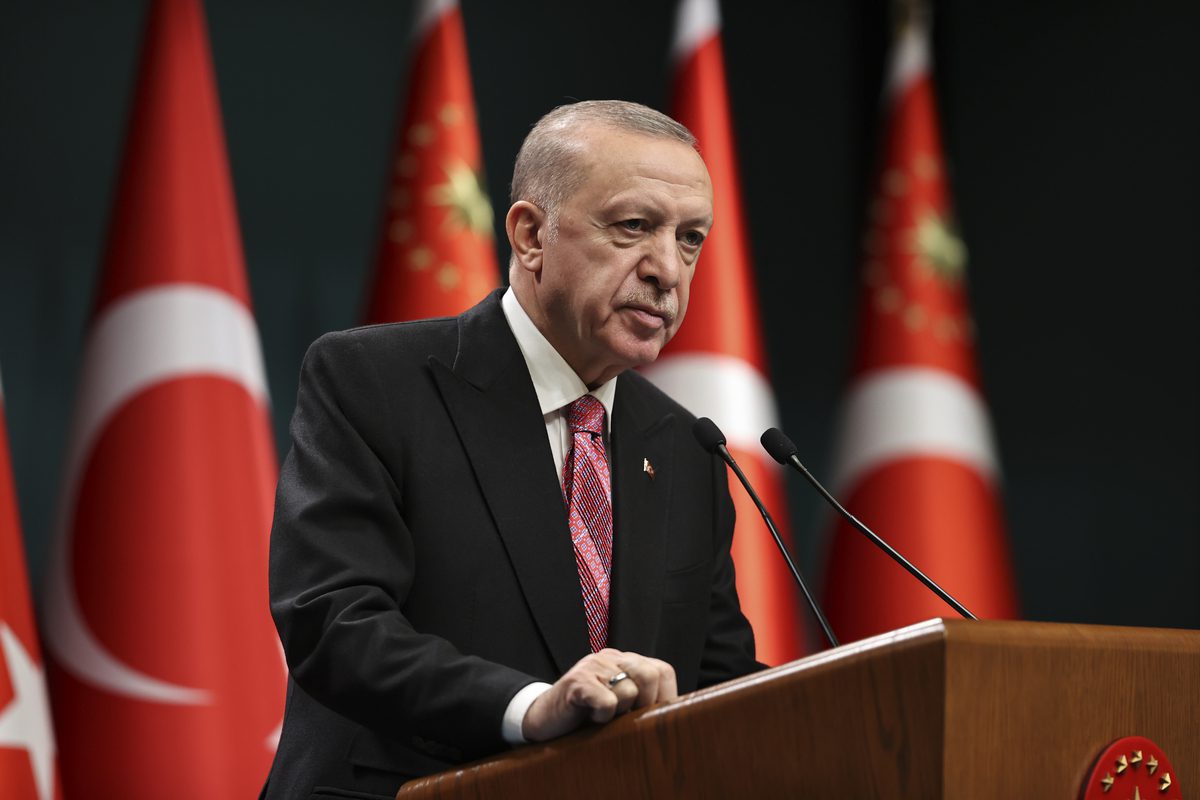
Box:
[821,14,1019,643]
[0,385,60,800]
[41,0,285,796]
[643,0,806,665]
[363,0,499,324]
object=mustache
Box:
[620,290,678,322]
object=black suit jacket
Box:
[264,291,759,799]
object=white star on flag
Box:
[0,624,56,800]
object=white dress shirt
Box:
[497,288,618,744]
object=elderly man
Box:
[263,100,761,799]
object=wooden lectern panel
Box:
[396,620,1199,798]
[941,621,1198,795]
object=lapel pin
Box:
[643,457,655,480]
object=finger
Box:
[621,656,677,708]
[581,685,620,724]
[605,669,639,714]
[579,651,623,684]
[621,663,659,707]
[656,659,678,703]
[614,656,661,707]
[567,674,619,724]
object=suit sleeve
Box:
[698,453,769,687]
[269,331,535,760]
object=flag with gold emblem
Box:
[363,0,498,324]
[820,4,1019,643]
[41,0,285,795]
[643,0,807,664]
[0,374,61,800]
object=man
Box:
[264,100,761,799]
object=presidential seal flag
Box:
[1081,736,1183,800]
[0,376,60,800]
[363,0,499,324]
[41,0,285,795]
[644,0,807,664]
[821,3,1019,642]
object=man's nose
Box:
[638,231,682,289]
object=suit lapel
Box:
[430,293,589,674]
[607,375,673,655]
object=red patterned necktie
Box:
[562,394,613,652]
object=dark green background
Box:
[1,1,1196,641]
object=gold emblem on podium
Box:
[1080,737,1182,800]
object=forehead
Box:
[568,126,712,211]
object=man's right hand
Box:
[521,648,678,742]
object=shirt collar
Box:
[501,287,617,429]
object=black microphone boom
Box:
[760,427,977,621]
[693,418,839,649]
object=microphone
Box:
[693,418,839,649]
[760,427,977,620]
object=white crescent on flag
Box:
[670,0,720,64]
[413,0,456,40]
[641,352,780,454]
[832,366,1001,492]
[43,284,269,705]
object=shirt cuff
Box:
[501,681,553,745]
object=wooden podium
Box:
[396,619,1199,798]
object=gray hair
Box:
[509,100,697,221]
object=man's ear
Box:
[505,201,546,276]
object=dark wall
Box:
[1,1,1196,631]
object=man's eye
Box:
[620,219,645,231]
[681,230,705,247]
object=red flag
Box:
[363,0,498,324]
[821,9,1019,642]
[644,0,806,665]
[41,0,285,795]
[0,380,60,800]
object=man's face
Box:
[535,126,713,388]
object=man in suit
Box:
[264,100,762,799]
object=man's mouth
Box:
[622,304,673,330]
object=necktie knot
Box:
[567,395,605,438]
